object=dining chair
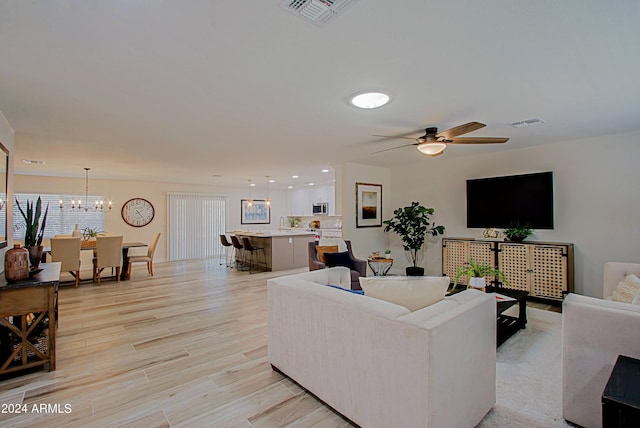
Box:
[127,232,161,277]
[219,234,233,268]
[241,237,266,274]
[93,235,123,284]
[230,235,245,270]
[50,236,82,287]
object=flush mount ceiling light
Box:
[350,91,390,109]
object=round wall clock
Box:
[121,198,155,227]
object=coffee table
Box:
[486,286,528,346]
[448,284,528,346]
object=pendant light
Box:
[59,167,112,212]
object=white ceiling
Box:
[1,1,639,190]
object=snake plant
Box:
[15,197,49,247]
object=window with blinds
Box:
[13,194,106,239]
[167,193,226,261]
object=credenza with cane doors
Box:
[442,238,574,302]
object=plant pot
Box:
[406,266,424,276]
[506,236,526,242]
[469,277,486,292]
[27,245,44,270]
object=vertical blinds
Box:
[167,193,226,261]
[14,193,106,239]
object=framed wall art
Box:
[241,199,270,224]
[356,182,382,228]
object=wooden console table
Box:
[0,262,61,375]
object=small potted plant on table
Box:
[15,196,49,269]
[503,222,533,242]
[452,258,509,293]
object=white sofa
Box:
[267,267,496,428]
[562,262,640,428]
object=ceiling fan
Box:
[371,121,509,157]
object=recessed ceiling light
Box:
[321,169,330,173]
[23,159,46,165]
[308,182,315,186]
[350,91,391,109]
[269,179,275,183]
[292,175,299,179]
[250,183,256,187]
[287,185,293,189]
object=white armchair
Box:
[562,262,640,428]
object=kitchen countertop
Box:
[229,230,315,238]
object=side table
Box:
[367,257,393,276]
[602,354,640,427]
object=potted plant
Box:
[15,196,49,269]
[383,201,445,276]
[452,258,509,292]
[503,222,533,242]
[81,227,103,241]
[384,249,391,259]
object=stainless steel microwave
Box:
[312,202,328,215]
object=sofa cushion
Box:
[324,251,354,270]
[316,245,338,264]
[359,276,450,311]
[606,274,640,303]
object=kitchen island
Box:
[230,230,315,272]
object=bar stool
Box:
[219,234,233,268]
[241,237,266,274]
[230,235,246,270]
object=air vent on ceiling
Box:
[511,117,545,128]
[280,0,360,26]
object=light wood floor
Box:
[0,260,354,427]
[0,260,560,427]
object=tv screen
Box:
[466,172,554,229]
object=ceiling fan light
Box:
[417,142,447,156]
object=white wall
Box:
[13,174,289,262]
[388,130,640,298]
[338,162,391,268]
[0,110,14,266]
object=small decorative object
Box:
[503,222,533,242]
[15,196,49,270]
[482,228,500,239]
[71,224,81,237]
[383,201,445,276]
[4,244,29,282]
[452,258,509,293]
[385,249,391,259]
[356,183,383,228]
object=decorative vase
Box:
[469,277,486,292]
[5,244,29,282]
[27,245,44,270]
[71,224,81,237]
[406,266,424,276]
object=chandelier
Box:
[59,167,112,212]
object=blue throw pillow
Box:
[323,251,355,271]
[326,284,364,295]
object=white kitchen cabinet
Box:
[287,184,335,216]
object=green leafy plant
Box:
[383,201,445,268]
[81,227,104,240]
[503,222,533,242]
[384,249,391,255]
[15,197,49,247]
[452,258,509,292]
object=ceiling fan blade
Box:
[372,134,417,141]
[447,137,509,145]
[370,142,418,154]
[436,122,486,140]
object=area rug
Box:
[478,307,572,427]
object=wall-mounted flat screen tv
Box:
[466,171,554,229]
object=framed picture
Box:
[241,199,271,224]
[356,183,382,228]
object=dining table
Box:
[43,241,148,281]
